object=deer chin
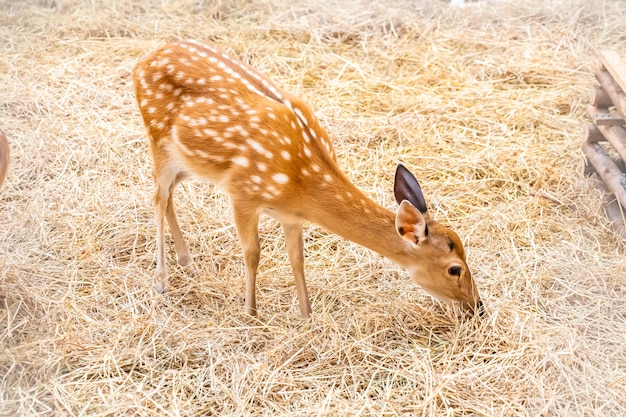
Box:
[429,293,483,316]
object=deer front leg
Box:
[282,222,312,318]
[232,204,261,316]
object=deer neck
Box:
[303,173,410,268]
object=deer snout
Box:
[462,298,485,317]
[477,299,485,316]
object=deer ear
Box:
[394,164,427,214]
[396,200,428,245]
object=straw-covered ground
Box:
[1,0,625,415]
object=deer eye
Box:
[448,266,462,277]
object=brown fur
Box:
[133,41,482,317]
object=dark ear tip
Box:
[394,163,409,184]
[393,163,428,214]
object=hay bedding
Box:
[0,0,625,415]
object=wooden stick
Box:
[603,195,626,241]
[598,50,626,95]
[587,105,626,163]
[600,123,626,165]
[584,123,605,143]
[586,103,624,126]
[590,85,613,108]
[584,158,626,240]
[582,141,626,209]
[595,69,626,121]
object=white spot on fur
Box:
[233,156,249,167]
[272,173,289,184]
[247,139,267,155]
[267,185,281,196]
[294,107,308,126]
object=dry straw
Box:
[1,0,625,415]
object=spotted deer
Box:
[0,130,8,190]
[133,40,483,318]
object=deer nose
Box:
[475,299,485,317]
[464,299,485,317]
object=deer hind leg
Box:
[153,166,189,293]
[282,222,312,318]
[153,181,170,293]
[165,173,192,267]
[232,203,261,316]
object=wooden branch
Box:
[584,159,626,240]
[598,50,626,95]
[590,85,613,108]
[601,124,626,164]
[595,69,626,121]
[584,123,605,143]
[587,105,626,163]
[587,104,624,127]
[603,194,626,240]
[582,141,626,209]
